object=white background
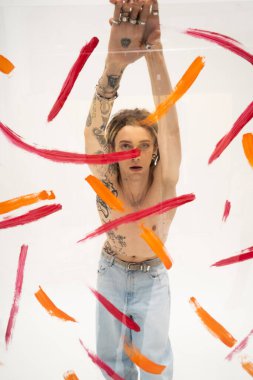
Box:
[0,0,253,379]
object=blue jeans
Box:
[96,252,173,380]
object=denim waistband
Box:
[101,250,161,272]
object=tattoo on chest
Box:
[96,195,110,218]
[108,230,126,249]
[121,38,131,48]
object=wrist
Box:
[97,61,125,98]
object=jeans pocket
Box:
[147,265,166,280]
[97,260,111,276]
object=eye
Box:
[120,143,132,151]
[139,143,150,150]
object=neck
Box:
[119,171,152,208]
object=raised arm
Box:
[144,0,181,188]
[84,0,153,180]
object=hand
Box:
[106,0,156,68]
[142,0,162,52]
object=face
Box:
[114,125,157,178]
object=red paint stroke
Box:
[0,204,62,229]
[89,287,140,332]
[211,246,253,267]
[208,101,253,164]
[226,329,253,361]
[184,28,253,64]
[5,245,28,348]
[222,200,231,222]
[0,121,140,164]
[79,339,124,380]
[35,286,76,322]
[78,193,195,242]
[48,37,99,122]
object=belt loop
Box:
[108,253,115,266]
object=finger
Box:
[146,28,161,46]
[129,0,142,21]
[122,0,132,13]
[151,0,159,15]
[112,0,123,23]
[138,0,152,24]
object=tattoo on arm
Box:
[93,124,107,148]
[86,111,92,127]
[99,101,112,125]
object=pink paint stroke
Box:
[89,287,140,332]
[184,28,253,64]
[222,200,231,222]
[226,329,253,361]
[208,101,253,164]
[48,37,99,122]
[0,204,62,229]
[211,246,253,267]
[79,339,124,380]
[5,245,28,348]
[0,121,140,164]
[78,193,195,243]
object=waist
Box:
[101,250,162,272]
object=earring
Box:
[152,153,158,166]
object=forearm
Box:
[84,59,125,154]
[145,49,179,132]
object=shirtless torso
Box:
[97,175,175,262]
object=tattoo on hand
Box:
[121,38,131,48]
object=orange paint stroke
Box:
[34,286,76,322]
[139,224,172,269]
[241,358,253,377]
[242,133,253,167]
[124,341,166,374]
[0,190,55,215]
[85,175,125,212]
[189,297,237,347]
[140,56,205,126]
[0,55,15,74]
[63,371,79,380]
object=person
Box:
[84,1,181,379]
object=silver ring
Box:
[111,19,121,25]
[145,43,152,50]
[152,11,159,16]
[122,16,129,22]
[138,20,146,25]
[129,18,137,25]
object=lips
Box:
[130,166,142,171]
